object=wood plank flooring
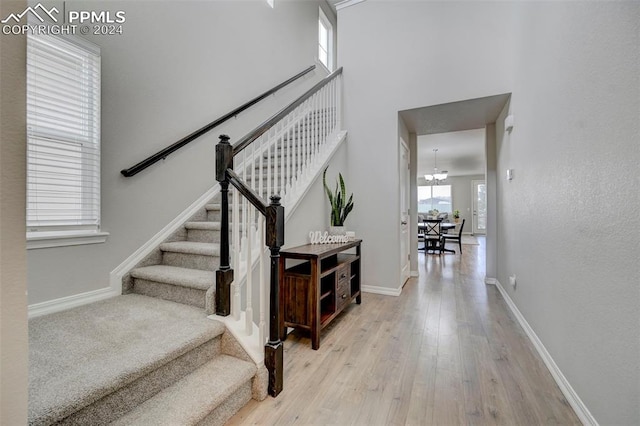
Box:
[228,238,580,425]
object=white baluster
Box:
[241,148,248,264]
[286,118,292,202]
[267,131,272,201]
[245,205,253,336]
[232,186,240,321]
[258,216,266,345]
[280,128,285,197]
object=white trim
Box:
[27,231,109,249]
[335,0,367,11]
[285,130,346,220]
[410,270,419,277]
[493,280,598,426]
[28,286,118,318]
[362,284,402,297]
[484,276,498,285]
[109,183,221,294]
[209,312,264,366]
[318,6,334,72]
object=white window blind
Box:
[27,33,101,234]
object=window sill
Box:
[315,58,332,75]
[27,230,109,250]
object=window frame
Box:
[318,7,334,72]
[417,185,453,215]
[26,32,107,249]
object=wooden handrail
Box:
[215,67,342,398]
[120,65,316,177]
[227,169,267,216]
[232,67,343,156]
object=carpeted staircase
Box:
[28,294,265,426]
[28,122,328,425]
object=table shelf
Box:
[279,240,362,350]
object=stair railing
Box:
[215,67,343,397]
[121,65,316,177]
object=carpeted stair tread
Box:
[111,355,256,426]
[28,294,225,425]
[184,221,221,231]
[131,265,214,291]
[160,241,220,256]
[205,203,245,211]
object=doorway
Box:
[472,180,487,235]
[399,137,410,285]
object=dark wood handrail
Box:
[120,65,316,177]
[226,169,267,216]
[232,67,343,157]
[215,66,343,398]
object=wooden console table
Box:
[279,240,362,349]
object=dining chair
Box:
[442,219,465,254]
[423,219,444,254]
[417,214,426,251]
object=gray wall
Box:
[338,0,514,292]
[27,0,337,304]
[0,0,28,421]
[495,2,640,424]
[340,0,639,424]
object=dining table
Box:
[418,220,457,253]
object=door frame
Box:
[399,137,410,286]
[471,179,487,235]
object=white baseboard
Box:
[28,286,119,318]
[410,270,419,277]
[493,279,598,426]
[361,284,402,297]
[484,276,498,285]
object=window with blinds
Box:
[26,33,101,237]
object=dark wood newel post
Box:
[265,195,285,396]
[215,134,234,316]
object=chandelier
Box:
[424,148,448,184]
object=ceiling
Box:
[399,93,510,178]
[417,129,486,178]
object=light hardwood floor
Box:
[228,237,580,425]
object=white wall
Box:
[341,0,639,423]
[0,0,28,421]
[27,0,337,304]
[496,2,640,424]
[338,0,514,291]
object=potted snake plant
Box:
[323,167,354,234]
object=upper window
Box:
[418,185,452,214]
[26,33,105,247]
[318,8,333,71]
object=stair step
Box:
[184,221,221,243]
[184,221,221,231]
[160,241,219,256]
[131,265,213,291]
[131,265,216,312]
[111,355,255,426]
[160,241,220,271]
[28,295,226,425]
